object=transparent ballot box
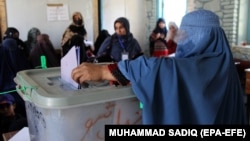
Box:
[14,67,141,141]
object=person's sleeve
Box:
[107,56,156,86]
[107,63,130,86]
[117,56,157,84]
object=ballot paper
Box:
[60,46,81,89]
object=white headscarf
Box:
[166,21,178,42]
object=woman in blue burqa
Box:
[71,10,247,124]
[0,38,31,117]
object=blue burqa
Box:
[118,10,247,124]
[0,38,31,91]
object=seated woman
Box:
[29,34,60,68]
[96,17,143,62]
[25,27,41,55]
[0,38,31,118]
[3,27,29,57]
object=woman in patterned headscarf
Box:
[72,10,247,125]
[61,12,87,57]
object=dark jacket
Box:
[96,17,143,62]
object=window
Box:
[158,0,187,27]
[238,0,250,45]
[248,3,250,42]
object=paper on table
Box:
[61,46,80,89]
[84,40,93,46]
[9,127,30,141]
[168,53,175,57]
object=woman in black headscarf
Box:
[149,18,168,56]
[96,17,143,62]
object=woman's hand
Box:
[71,63,103,84]
[71,63,115,84]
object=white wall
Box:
[101,0,148,52]
[6,0,94,49]
[6,0,148,51]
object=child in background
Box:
[0,94,28,141]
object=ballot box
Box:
[14,67,141,141]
